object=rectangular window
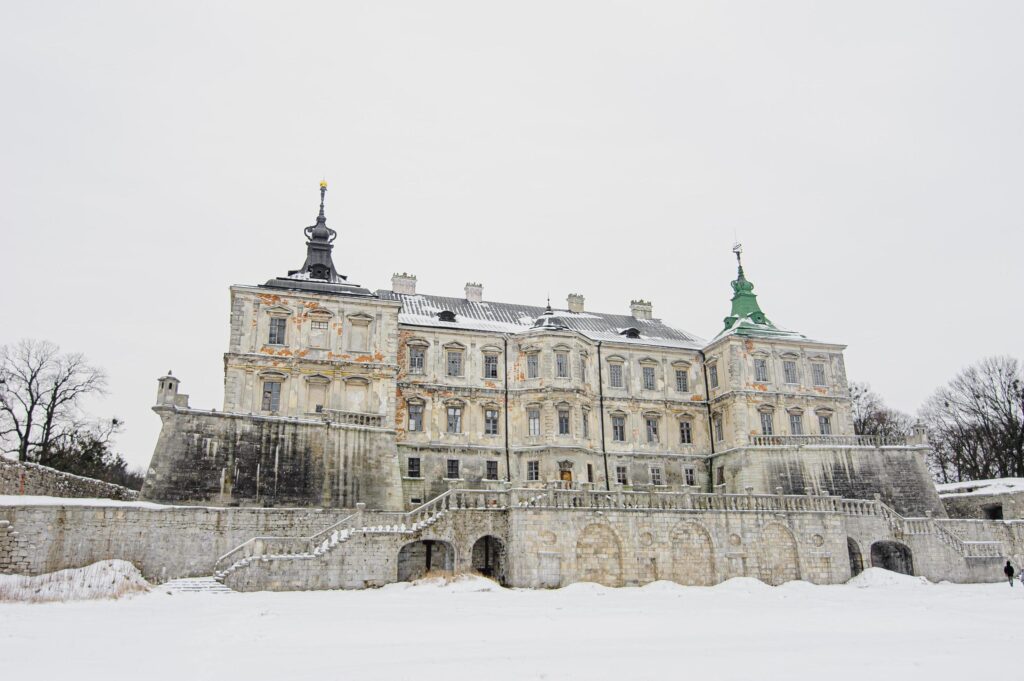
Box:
[642,366,656,390]
[790,413,803,435]
[650,466,663,486]
[818,414,832,435]
[446,459,460,479]
[308,382,326,412]
[612,415,626,442]
[610,363,623,388]
[527,354,539,379]
[349,322,369,352]
[408,403,423,432]
[783,360,799,384]
[812,363,827,387]
[409,346,425,374]
[446,406,462,433]
[679,420,692,444]
[716,466,725,486]
[261,381,281,411]
[615,465,628,485]
[760,411,774,436]
[556,352,569,378]
[684,467,696,486]
[675,369,688,392]
[714,415,724,442]
[709,365,719,389]
[645,417,659,443]
[558,409,570,435]
[407,457,421,478]
[484,409,499,435]
[268,317,287,345]
[587,463,594,483]
[310,320,329,348]
[754,358,769,382]
[527,460,540,481]
[582,409,590,438]
[528,409,541,436]
[447,351,463,377]
[484,354,499,379]
[486,460,499,480]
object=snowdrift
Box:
[847,567,931,588]
[0,560,151,603]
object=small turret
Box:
[156,371,189,408]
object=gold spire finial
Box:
[320,179,328,188]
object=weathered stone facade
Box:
[0,457,138,501]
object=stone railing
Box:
[747,434,909,447]
[319,409,385,428]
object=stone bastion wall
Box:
[3,490,1020,589]
[0,457,139,501]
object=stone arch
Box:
[847,537,865,578]
[669,521,716,586]
[759,522,801,585]
[470,535,508,585]
[870,540,914,575]
[397,540,455,582]
[575,524,623,587]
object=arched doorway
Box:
[471,535,507,585]
[575,524,623,586]
[759,523,800,585]
[397,540,455,582]
[847,537,864,577]
[870,541,914,575]
[670,522,716,585]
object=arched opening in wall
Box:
[471,535,507,585]
[670,522,716,586]
[847,537,864,578]
[397,540,455,582]
[759,523,801,586]
[982,504,1003,520]
[575,524,623,587]
[870,541,914,575]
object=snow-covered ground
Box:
[936,477,1024,496]
[1,569,1020,681]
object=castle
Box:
[8,183,1015,591]
[88,182,1021,591]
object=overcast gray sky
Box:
[2,2,1022,469]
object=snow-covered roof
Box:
[377,291,706,350]
[935,478,1024,497]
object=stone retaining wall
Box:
[0,457,139,501]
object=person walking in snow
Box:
[1004,560,1015,587]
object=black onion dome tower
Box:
[264,181,373,296]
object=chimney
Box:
[465,282,483,303]
[567,293,585,313]
[392,273,417,295]
[630,299,653,320]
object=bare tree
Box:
[850,382,914,438]
[0,339,107,462]
[921,356,1024,483]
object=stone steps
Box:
[161,577,235,594]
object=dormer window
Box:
[310,264,330,280]
[621,328,641,339]
[438,310,457,322]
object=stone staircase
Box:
[211,489,502,584]
[161,577,235,594]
